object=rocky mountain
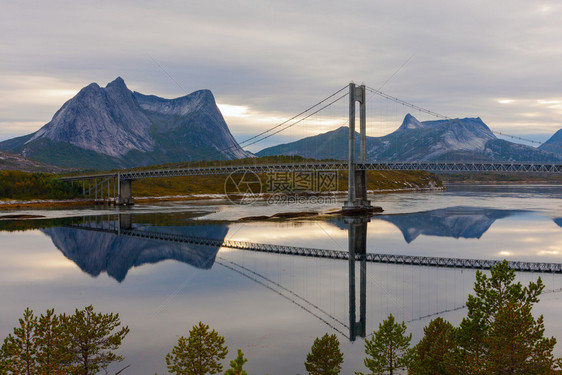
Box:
[539,128,562,154]
[0,150,68,173]
[0,77,252,169]
[257,114,562,162]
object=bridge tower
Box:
[343,83,372,211]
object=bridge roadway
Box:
[59,161,562,182]
[71,225,562,273]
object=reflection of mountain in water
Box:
[555,218,562,228]
[375,206,526,243]
[42,224,228,282]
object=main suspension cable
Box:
[238,85,349,146]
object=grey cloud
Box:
[1,0,562,142]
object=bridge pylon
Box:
[343,83,372,212]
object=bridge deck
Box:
[59,161,562,182]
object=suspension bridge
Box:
[59,83,562,206]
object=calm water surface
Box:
[1,184,561,374]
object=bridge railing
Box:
[59,161,562,182]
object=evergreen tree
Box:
[409,317,455,375]
[165,321,228,375]
[64,305,130,375]
[446,260,560,374]
[224,349,248,375]
[1,307,38,374]
[485,300,557,374]
[304,333,344,375]
[1,306,129,375]
[34,309,73,374]
[0,347,7,373]
[358,314,412,375]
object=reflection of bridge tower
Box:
[346,214,368,341]
[343,83,372,211]
[118,213,132,232]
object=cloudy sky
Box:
[2,0,562,150]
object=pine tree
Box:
[1,307,38,375]
[64,305,130,375]
[358,314,412,375]
[224,349,248,375]
[446,260,560,374]
[34,309,73,374]
[409,317,455,375]
[165,321,228,375]
[1,306,129,375]
[486,300,556,374]
[304,333,344,375]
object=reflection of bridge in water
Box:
[96,214,562,274]
[61,213,562,341]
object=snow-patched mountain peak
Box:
[257,113,562,163]
[398,113,424,130]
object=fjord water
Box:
[1,185,561,374]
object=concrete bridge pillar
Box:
[116,175,134,205]
[344,83,372,211]
[347,215,368,341]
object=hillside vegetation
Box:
[1,156,443,201]
[132,169,441,197]
[0,171,81,200]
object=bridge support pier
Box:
[116,176,135,206]
[343,83,372,212]
[347,215,368,341]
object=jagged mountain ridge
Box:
[257,114,562,162]
[0,77,252,169]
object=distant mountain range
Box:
[257,114,562,162]
[2,78,561,171]
[0,77,252,170]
